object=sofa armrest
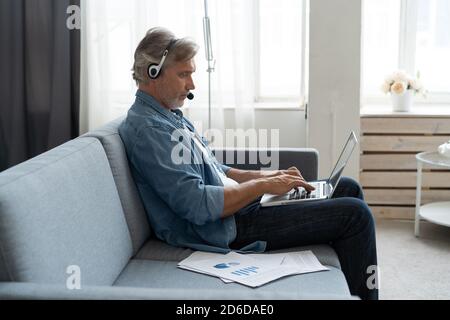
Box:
[213,148,319,181]
[0,282,356,300]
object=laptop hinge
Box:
[327,183,333,196]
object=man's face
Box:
[156,58,196,109]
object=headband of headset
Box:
[147,39,178,79]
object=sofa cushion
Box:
[134,239,194,261]
[134,240,341,269]
[113,259,351,298]
[0,138,133,285]
[82,117,151,255]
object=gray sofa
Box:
[0,117,353,300]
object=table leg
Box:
[414,161,422,237]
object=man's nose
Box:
[187,76,195,91]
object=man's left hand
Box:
[271,166,305,180]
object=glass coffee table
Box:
[415,151,450,236]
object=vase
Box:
[391,89,413,112]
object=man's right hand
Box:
[261,174,315,195]
[222,173,315,218]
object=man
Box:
[119,27,378,300]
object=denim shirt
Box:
[119,90,266,253]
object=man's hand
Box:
[226,166,308,184]
[278,166,304,179]
[261,174,315,195]
[267,166,304,179]
[222,167,315,218]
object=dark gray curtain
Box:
[0,0,80,171]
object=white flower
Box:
[384,74,395,85]
[391,81,406,95]
[418,86,427,98]
[381,82,391,94]
[409,79,423,91]
[392,70,409,83]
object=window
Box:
[191,0,308,106]
[362,0,450,104]
[257,0,308,102]
[83,0,308,116]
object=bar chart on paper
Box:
[231,266,260,276]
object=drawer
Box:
[361,117,450,134]
[360,154,438,170]
[360,171,450,188]
[360,135,450,152]
[364,189,450,205]
[360,115,450,220]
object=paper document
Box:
[178,251,234,283]
[178,250,329,288]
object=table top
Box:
[416,151,450,168]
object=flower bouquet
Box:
[381,70,426,112]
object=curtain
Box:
[0,0,80,171]
[80,0,256,138]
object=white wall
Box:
[308,0,361,180]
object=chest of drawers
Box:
[360,110,450,219]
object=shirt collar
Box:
[135,90,185,128]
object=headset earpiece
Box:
[147,39,177,80]
[147,49,169,80]
[148,64,160,79]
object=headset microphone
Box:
[187,92,194,100]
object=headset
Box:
[147,38,194,100]
[147,39,177,80]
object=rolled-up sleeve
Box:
[131,125,224,225]
[220,164,232,174]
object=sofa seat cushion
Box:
[134,238,194,261]
[113,259,351,298]
[135,239,341,269]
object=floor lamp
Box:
[203,0,215,131]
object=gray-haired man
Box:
[119,27,378,300]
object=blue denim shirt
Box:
[119,90,266,253]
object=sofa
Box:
[0,117,353,300]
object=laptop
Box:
[260,131,358,207]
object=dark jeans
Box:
[230,177,379,300]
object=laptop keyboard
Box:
[289,184,322,200]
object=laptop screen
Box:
[327,132,358,190]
